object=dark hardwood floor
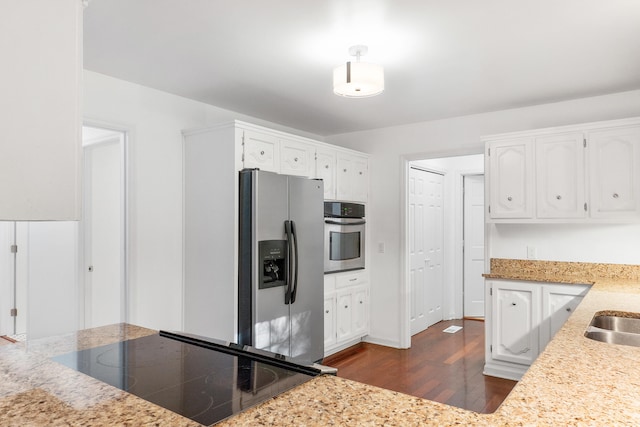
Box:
[323,319,517,413]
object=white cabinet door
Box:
[488,139,534,219]
[243,130,279,173]
[350,156,369,202]
[352,285,369,336]
[336,290,354,342]
[540,284,588,350]
[280,138,313,177]
[535,133,586,219]
[315,149,337,199]
[336,153,369,202]
[0,0,82,220]
[492,281,540,365]
[324,294,337,348]
[336,154,352,201]
[587,125,640,218]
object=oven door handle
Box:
[324,219,366,226]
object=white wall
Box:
[326,89,640,348]
[83,71,324,332]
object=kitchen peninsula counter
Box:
[3,270,640,425]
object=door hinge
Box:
[584,202,588,211]
[10,244,17,253]
[10,308,17,317]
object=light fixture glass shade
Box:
[333,61,384,98]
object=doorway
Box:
[81,125,128,328]
[404,154,484,342]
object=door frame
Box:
[400,147,485,349]
[81,118,131,328]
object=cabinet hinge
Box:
[487,148,491,156]
[10,244,17,253]
[584,202,587,211]
[489,287,493,296]
[10,308,17,317]
[490,344,493,352]
[488,205,491,214]
[241,132,245,162]
[583,138,587,148]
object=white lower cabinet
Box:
[492,281,540,366]
[485,279,589,381]
[324,272,369,356]
[324,294,337,349]
[540,284,588,349]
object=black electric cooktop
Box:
[52,332,319,426]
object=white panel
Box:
[0,0,81,220]
[25,222,79,340]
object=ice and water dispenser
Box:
[258,240,286,289]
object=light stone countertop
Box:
[2,264,640,425]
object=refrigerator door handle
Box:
[284,220,293,305]
[290,220,299,304]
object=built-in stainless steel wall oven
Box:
[324,202,365,273]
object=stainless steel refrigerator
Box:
[238,169,324,364]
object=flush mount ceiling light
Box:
[333,45,384,98]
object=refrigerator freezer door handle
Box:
[284,220,293,305]
[290,220,299,304]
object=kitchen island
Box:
[2,270,640,425]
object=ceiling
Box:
[83,0,640,137]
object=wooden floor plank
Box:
[324,319,517,414]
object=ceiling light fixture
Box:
[333,45,384,98]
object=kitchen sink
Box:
[590,315,640,334]
[585,312,640,348]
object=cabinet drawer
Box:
[336,271,366,289]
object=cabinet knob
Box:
[260,150,265,155]
[294,157,298,162]
[507,196,513,201]
[566,307,572,312]
[511,302,516,306]
[326,310,330,314]
[613,193,619,199]
[325,165,329,169]
[359,171,363,175]
[343,168,348,173]
[359,300,363,304]
[344,305,349,309]
[556,195,562,200]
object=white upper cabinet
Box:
[336,153,369,202]
[587,125,640,219]
[243,130,280,173]
[488,138,534,219]
[315,148,337,199]
[485,117,640,223]
[0,0,82,220]
[535,132,586,219]
[280,138,313,177]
